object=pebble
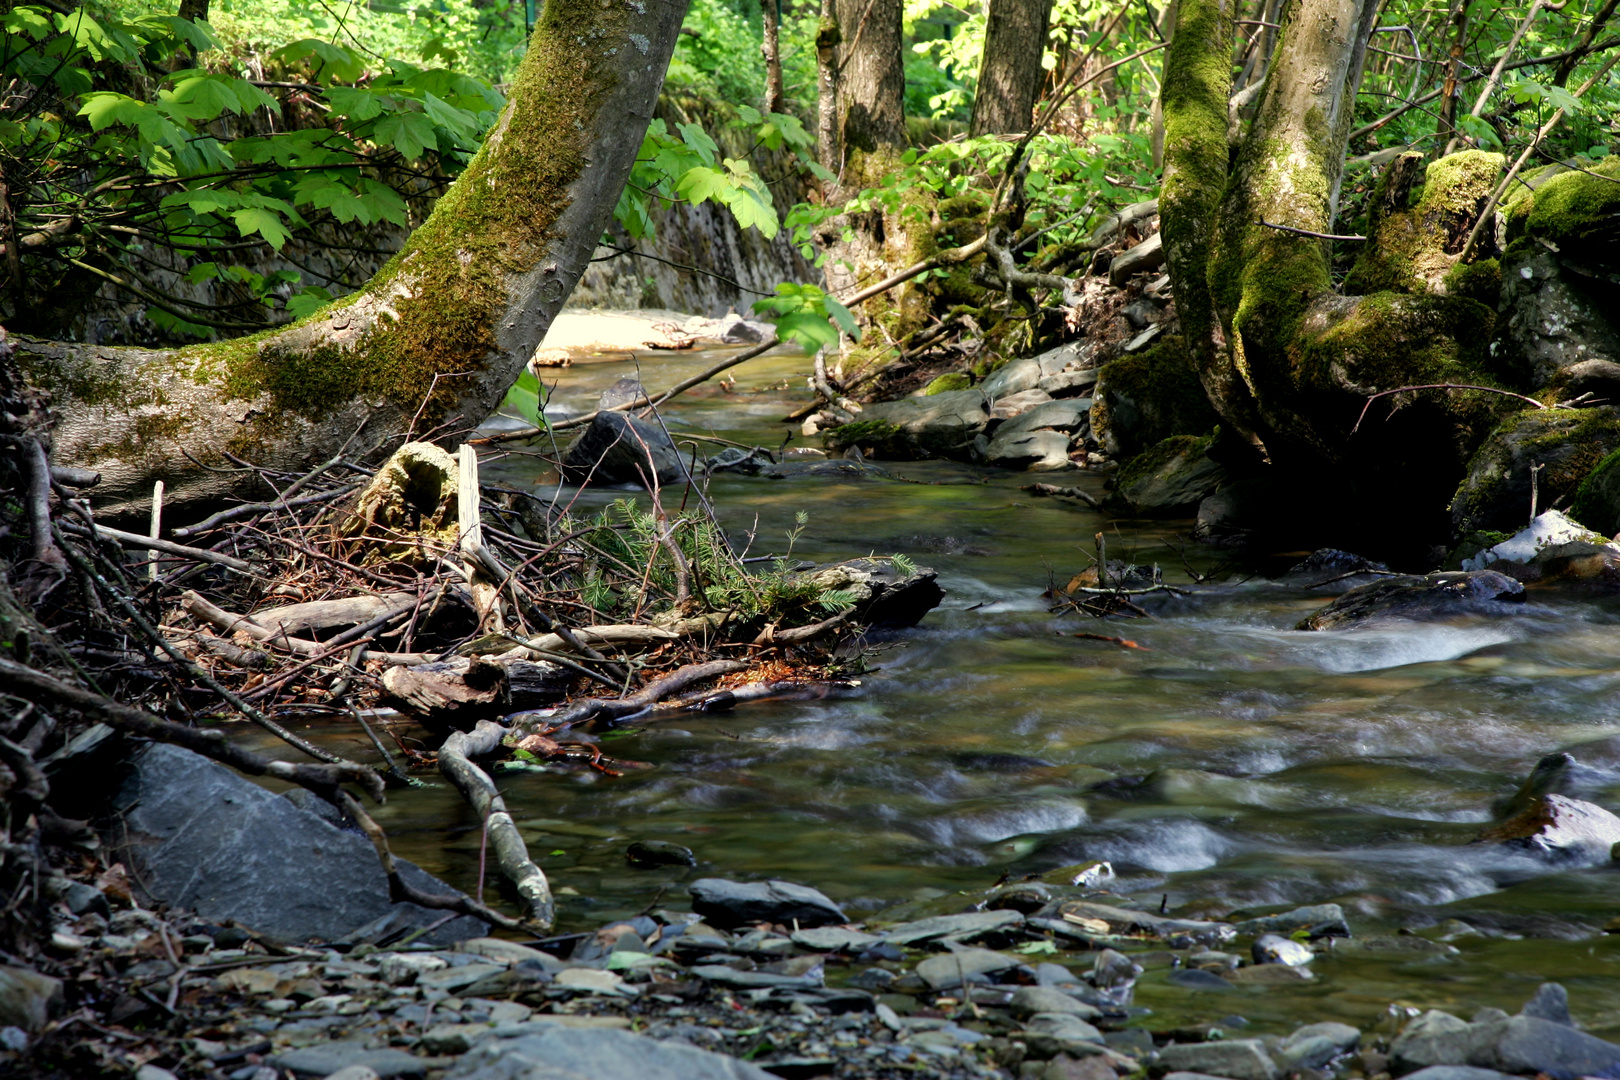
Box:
[1252,933,1314,966]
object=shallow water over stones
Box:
[280,343,1620,1042]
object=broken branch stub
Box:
[338,442,460,564]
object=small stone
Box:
[0,966,63,1032]
[554,968,627,995]
[790,927,882,952]
[1227,964,1314,984]
[915,948,1018,990]
[269,1041,425,1078]
[263,998,297,1013]
[625,840,697,868]
[688,878,845,930]
[377,953,448,986]
[135,1066,179,1080]
[323,1069,383,1080]
[881,910,1026,947]
[1251,934,1313,966]
[456,938,562,969]
[1168,968,1236,992]
[1520,983,1575,1026]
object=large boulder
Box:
[1460,510,1620,585]
[561,411,689,487]
[689,878,846,930]
[1089,337,1218,459]
[1571,445,1620,536]
[1112,435,1229,516]
[824,390,991,461]
[1297,570,1525,630]
[1496,157,1620,388]
[1476,793,1620,866]
[981,399,1091,471]
[1450,407,1620,537]
[1345,150,1504,296]
[114,743,486,945]
[1391,1010,1620,1080]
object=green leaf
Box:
[327,86,385,121]
[677,121,719,165]
[232,206,292,249]
[675,165,730,205]
[824,296,859,339]
[375,112,437,160]
[773,312,840,354]
[286,287,332,319]
[273,38,364,81]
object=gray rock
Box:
[1520,983,1575,1026]
[1252,934,1313,966]
[882,909,1026,947]
[1297,570,1525,630]
[983,428,1074,471]
[1042,370,1099,399]
[688,965,820,989]
[1499,251,1620,389]
[996,399,1092,437]
[1023,1012,1106,1055]
[1010,986,1102,1020]
[625,840,696,868]
[688,879,845,930]
[598,377,648,411]
[0,966,61,1033]
[1451,406,1620,536]
[914,948,1019,990]
[322,1069,382,1080]
[113,744,484,946]
[1399,1069,1517,1080]
[992,388,1055,417]
[270,1041,425,1078]
[826,390,991,461]
[1114,435,1228,516]
[790,926,882,952]
[135,1067,179,1080]
[1233,904,1350,938]
[64,882,110,918]
[1158,1039,1279,1080]
[1392,1013,1620,1079]
[561,411,689,487]
[445,1026,776,1080]
[1479,794,1620,865]
[1167,968,1236,992]
[1277,1023,1360,1070]
[1043,900,1235,945]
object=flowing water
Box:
[286,343,1620,1039]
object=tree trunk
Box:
[15,0,689,521]
[817,0,842,174]
[969,0,1056,136]
[834,0,906,159]
[762,0,786,115]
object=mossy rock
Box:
[1443,257,1501,308]
[1091,336,1218,459]
[1570,446,1620,537]
[1346,150,1504,296]
[824,390,991,461]
[1445,529,1515,571]
[1503,155,1620,253]
[924,373,972,395]
[1111,434,1228,516]
[1451,406,1620,536]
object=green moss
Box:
[1093,336,1219,457]
[1443,257,1501,308]
[1570,444,1620,535]
[1114,433,1211,492]
[1516,155,1620,247]
[1451,406,1620,533]
[923,373,971,395]
[825,418,902,449]
[1345,150,1504,296]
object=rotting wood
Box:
[253,592,418,635]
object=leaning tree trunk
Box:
[1159,0,1511,554]
[969,0,1056,136]
[14,0,689,520]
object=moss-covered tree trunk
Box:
[14,0,689,520]
[1159,0,1508,553]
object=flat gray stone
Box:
[1025,1012,1104,1044]
[984,428,1073,471]
[688,878,845,930]
[1276,1024,1360,1071]
[995,399,1091,437]
[1158,1039,1279,1080]
[0,965,61,1032]
[790,927,881,952]
[416,962,505,993]
[915,948,1018,990]
[688,965,820,989]
[114,744,484,946]
[445,1026,776,1080]
[1400,1069,1518,1080]
[1009,986,1102,1020]
[1233,904,1349,938]
[828,390,991,461]
[1393,1013,1620,1079]
[882,910,1025,947]
[271,1041,425,1078]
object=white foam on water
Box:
[1232,622,1516,673]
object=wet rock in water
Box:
[446,1026,776,1080]
[1460,510,1620,585]
[1286,548,1392,589]
[983,429,1075,471]
[1252,933,1313,966]
[1450,407,1620,537]
[1399,1068,1518,1080]
[1193,477,1278,546]
[1167,968,1236,992]
[1158,1039,1280,1080]
[915,947,1020,990]
[625,840,697,868]
[882,909,1026,947]
[561,411,689,487]
[1112,435,1228,516]
[1044,900,1236,946]
[598,377,648,411]
[1296,570,1525,629]
[688,879,845,930]
[824,389,991,461]
[1476,792,1620,865]
[1227,963,1314,984]
[794,557,944,627]
[114,744,485,946]
[1275,1022,1360,1070]
[1520,983,1576,1027]
[0,966,62,1032]
[1391,1010,1620,1079]
[1232,903,1351,939]
[790,926,881,952]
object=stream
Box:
[293,341,1620,1041]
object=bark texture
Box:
[969,0,1056,136]
[17,0,689,520]
[835,0,906,157]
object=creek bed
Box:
[280,342,1620,1041]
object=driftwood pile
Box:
[0,413,924,938]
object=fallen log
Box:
[380,656,511,733]
[254,591,418,635]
